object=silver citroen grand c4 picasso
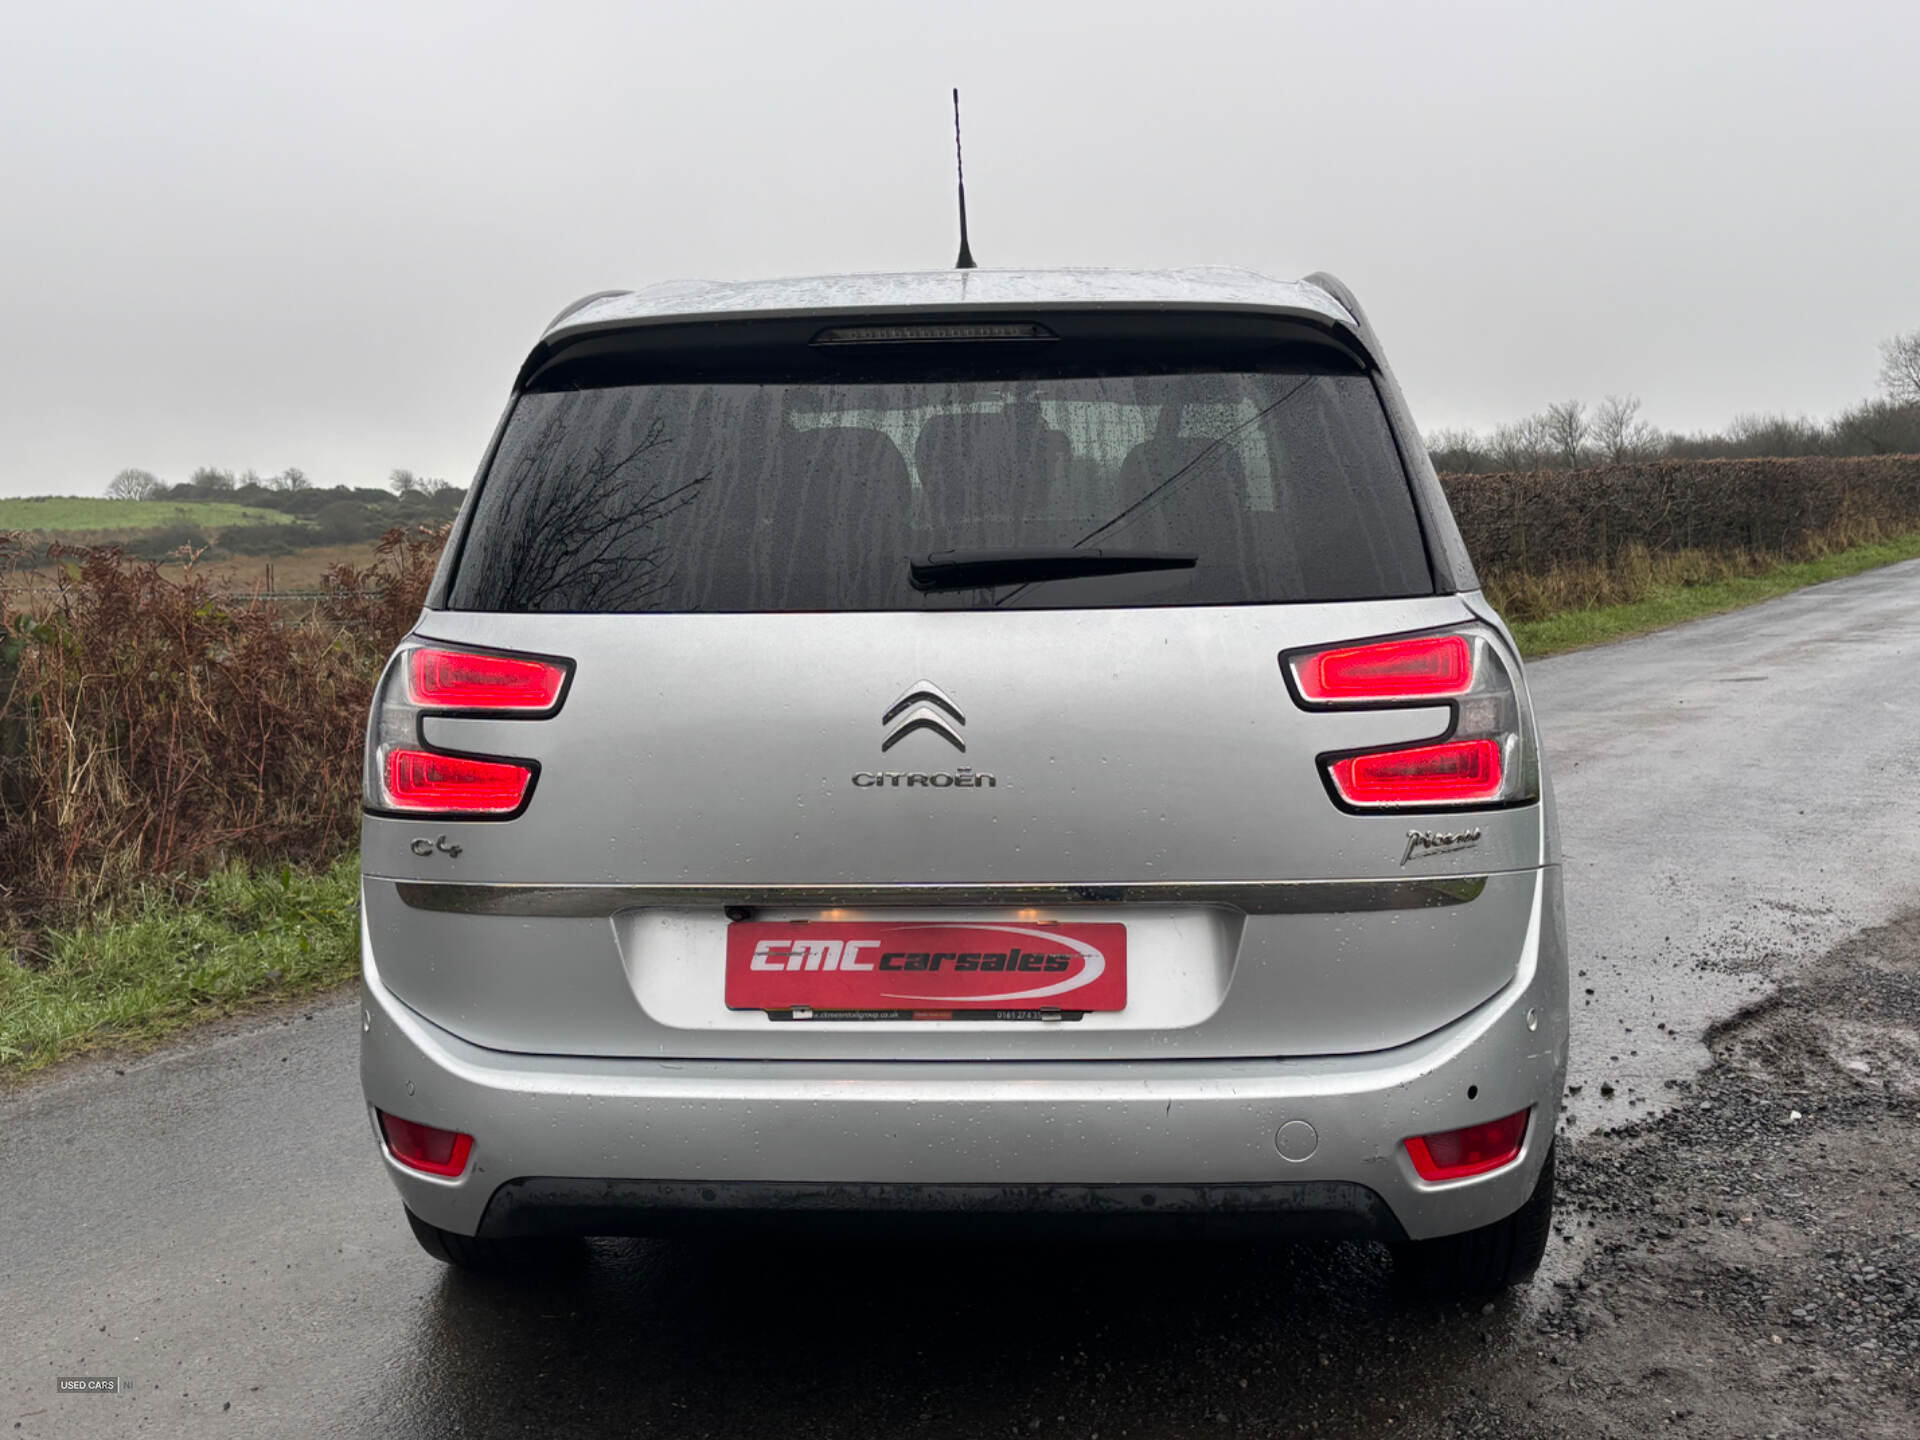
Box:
[359,267,1567,1296]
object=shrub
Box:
[215,522,310,556]
[122,523,213,560]
[0,528,442,918]
[312,500,380,544]
[1442,455,1920,619]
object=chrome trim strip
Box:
[388,876,1489,918]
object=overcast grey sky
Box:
[1,0,1915,497]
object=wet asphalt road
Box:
[7,559,1920,1440]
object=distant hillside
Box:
[0,497,301,535]
[0,485,464,560]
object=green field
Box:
[0,496,301,534]
[0,858,359,1076]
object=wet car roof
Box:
[541,267,1357,344]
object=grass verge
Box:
[1506,528,1920,658]
[0,857,359,1077]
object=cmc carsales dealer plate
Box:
[725,920,1126,1017]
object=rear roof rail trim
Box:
[542,289,632,333]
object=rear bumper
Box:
[361,867,1566,1244]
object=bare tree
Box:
[274,466,312,492]
[1725,412,1823,457]
[1880,330,1920,404]
[416,476,453,496]
[1489,414,1551,472]
[1831,397,1920,456]
[1424,427,1487,474]
[1542,399,1589,469]
[1591,395,1662,464]
[190,466,236,492]
[388,468,419,495]
[106,467,162,500]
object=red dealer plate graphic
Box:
[725,921,1127,1014]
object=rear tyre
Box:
[1390,1142,1555,1299]
[404,1206,584,1274]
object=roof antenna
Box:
[952,88,977,269]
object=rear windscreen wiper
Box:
[909,548,1198,592]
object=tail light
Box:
[1329,738,1504,807]
[1294,633,1472,703]
[385,750,534,813]
[1404,1108,1531,1182]
[364,642,571,818]
[377,1110,475,1178]
[1284,626,1538,811]
[408,647,566,710]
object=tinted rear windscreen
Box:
[447,355,1433,612]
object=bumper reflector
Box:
[1404,1108,1530,1182]
[378,1111,475,1178]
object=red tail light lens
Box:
[1328,738,1503,808]
[409,647,567,711]
[1287,627,1536,811]
[1294,634,1472,703]
[1405,1109,1531,1182]
[378,1111,475,1178]
[365,643,568,817]
[384,749,533,814]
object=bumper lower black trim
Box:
[477,1177,1409,1242]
